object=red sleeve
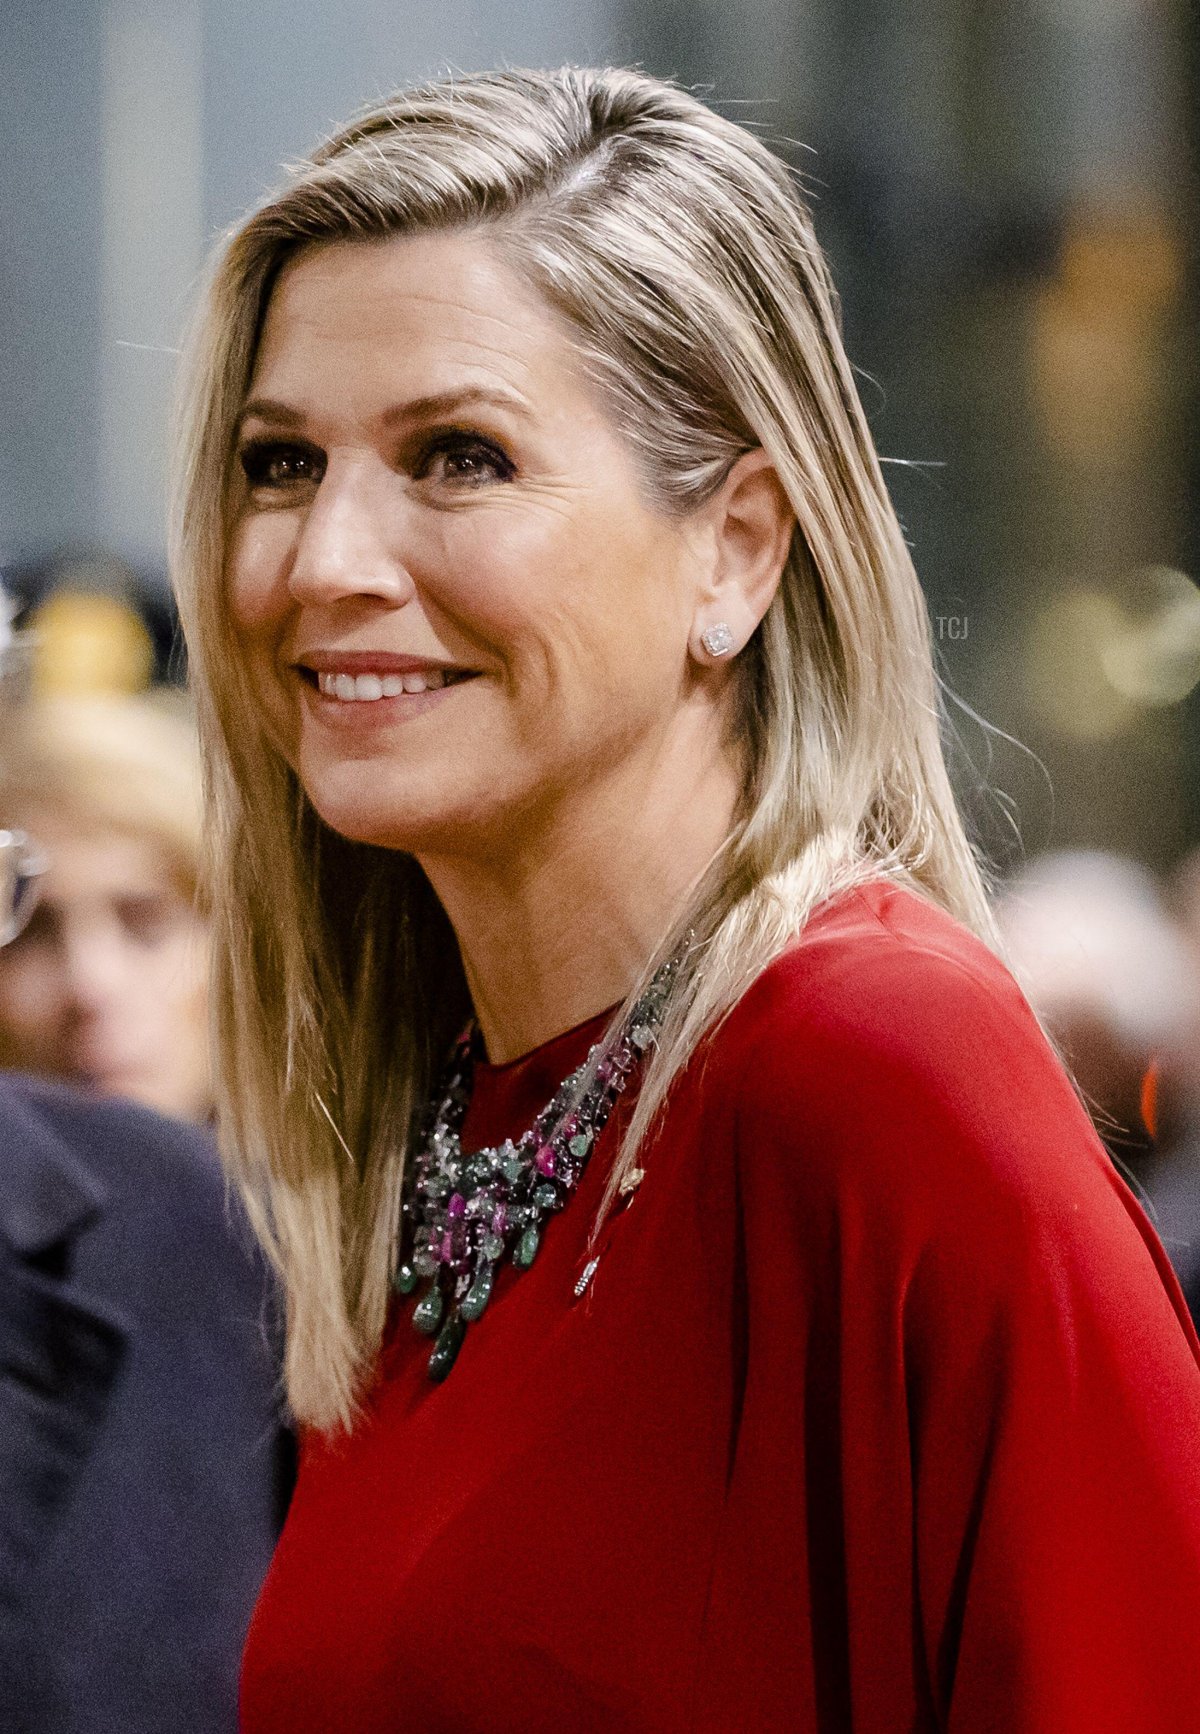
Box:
[724,890,1200,1732]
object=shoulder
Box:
[704,880,1114,1241]
[702,882,1196,1356]
[0,1074,253,1279]
[714,878,1060,1122]
[735,878,1028,1047]
[1,1072,223,1199]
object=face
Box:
[0,815,210,1121]
[226,232,710,858]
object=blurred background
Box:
[2,0,1200,1293]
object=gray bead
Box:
[514,1225,541,1269]
[460,1263,494,1322]
[412,1285,444,1335]
[428,1311,466,1382]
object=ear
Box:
[688,449,794,666]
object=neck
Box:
[420,724,742,1064]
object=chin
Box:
[304,774,493,857]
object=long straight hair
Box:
[172,66,997,1431]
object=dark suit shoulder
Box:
[0,1074,260,1313]
[2,1073,222,1189]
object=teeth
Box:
[316,669,457,701]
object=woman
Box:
[173,68,1200,1731]
[0,694,211,1120]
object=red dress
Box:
[241,882,1200,1731]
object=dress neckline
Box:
[463,1005,618,1152]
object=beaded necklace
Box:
[395,957,678,1381]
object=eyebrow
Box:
[235,385,530,436]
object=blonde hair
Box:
[0,693,204,905]
[172,66,997,1431]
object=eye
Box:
[415,431,515,489]
[238,438,326,491]
[114,894,178,948]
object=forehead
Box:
[250,231,579,410]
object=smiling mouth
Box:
[299,667,478,702]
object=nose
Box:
[58,918,129,1017]
[286,457,416,609]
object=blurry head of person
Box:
[0,693,210,1122]
[173,66,994,1426]
[1168,845,1200,1108]
[998,851,1200,1162]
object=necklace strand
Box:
[396,957,678,1381]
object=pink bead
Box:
[448,1193,466,1218]
[535,1146,556,1176]
[492,1204,507,1233]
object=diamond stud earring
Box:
[700,623,735,658]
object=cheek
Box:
[531,530,689,715]
[225,518,301,749]
[423,512,543,645]
[446,508,684,699]
[0,952,61,1030]
[158,928,209,1012]
[227,515,295,642]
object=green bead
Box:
[393,1262,418,1295]
[534,1183,558,1210]
[412,1284,444,1336]
[460,1263,494,1322]
[514,1225,541,1269]
[568,1132,592,1158]
[428,1311,466,1382]
[482,1231,504,1261]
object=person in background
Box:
[0,611,290,1729]
[0,694,211,1120]
[999,849,1200,1319]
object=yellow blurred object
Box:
[1026,588,1138,741]
[1100,567,1200,708]
[1025,567,1200,741]
[29,590,154,697]
[1031,207,1181,471]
